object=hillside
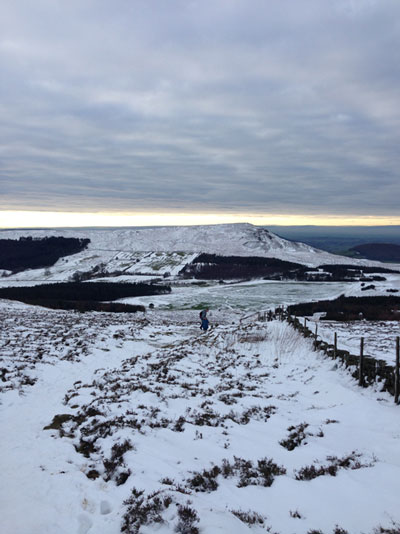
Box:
[1,301,400,534]
[1,224,395,285]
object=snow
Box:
[1,298,400,534]
[344,273,400,298]
[1,224,400,533]
[2,224,396,285]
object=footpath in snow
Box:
[1,304,400,534]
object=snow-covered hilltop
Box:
[0,223,377,272]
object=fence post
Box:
[314,323,318,350]
[304,317,307,329]
[334,332,337,359]
[359,337,365,387]
[395,337,400,404]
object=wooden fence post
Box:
[395,336,400,405]
[359,337,365,387]
[304,317,307,329]
[314,323,318,350]
[334,332,337,359]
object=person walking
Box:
[199,308,209,331]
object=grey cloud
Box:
[1,0,399,217]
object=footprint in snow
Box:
[100,501,112,515]
[78,513,93,534]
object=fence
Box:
[255,308,400,404]
[285,314,400,404]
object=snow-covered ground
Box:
[1,225,400,533]
[1,299,400,534]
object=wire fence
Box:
[256,307,400,404]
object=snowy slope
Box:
[2,224,395,284]
[1,301,400,534]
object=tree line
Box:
[0,281,171,301]
[0,236,90,273]
[287,295,400,321]
[179,254,394,281]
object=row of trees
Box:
[180,254,303,280]
[179,254,393,282]
[0,282,171,312]
[287,295,400,321]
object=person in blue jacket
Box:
[199,308,209,331]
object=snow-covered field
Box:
[119,279,353,312]
[1,298,400,534]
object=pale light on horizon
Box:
[1,211,400,229]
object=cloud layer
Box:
[1,0,399,217]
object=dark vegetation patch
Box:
[179,254,394,281]
[122,488,200,534]
[122,489,173,534]
[43,413,75,430]
[70,262,132,282]
[373,522,400,533]
[187,456,286,492]
[19,300,146,313]
[318,264,396,275]
[279,422,323,451]
[290,510,303,519]
[176,504,200,534]
[306,527,352,534]
[180,253,303,280]
[52,402,277,455]
[231,509,266,526]
[0,281,170,301]
[288,295,400,321]
[0,236,89,273]
[294,452,373,481]
[103,440,134,485]
[0,281,170,311]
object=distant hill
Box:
[1,224,396,283]
[349,243,400,262]
[267,225,400,253]
[0,223,362,271]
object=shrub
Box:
[176,504,200,534]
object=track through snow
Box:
[1,305,400,534]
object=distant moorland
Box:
[268,225,400,259]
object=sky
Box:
[1,0,400,228]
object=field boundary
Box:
[259,309,400,403]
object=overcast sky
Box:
[1,0,399,223]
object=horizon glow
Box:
[1,211,400,229]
